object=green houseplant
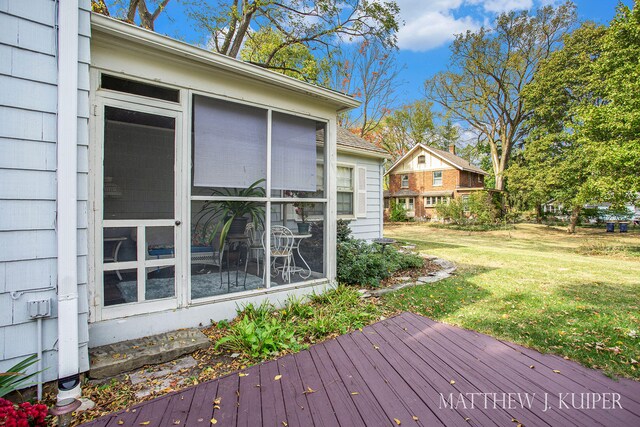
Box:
[196,179,266,251]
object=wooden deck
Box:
[82,312,640,426]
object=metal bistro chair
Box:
[245,222,264,277]
[263,225,295,283]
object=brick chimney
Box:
[449,144,456,155]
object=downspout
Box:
[56,0,81,401]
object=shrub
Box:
[336,219,352,242]
[435,191,501,225]
[389,200,408,222]
[336,239,423,287]
[0,355,39,398]
[0,398,49,427]
[215,315,302,359]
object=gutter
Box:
[90,14,360,112]
[56,0,81,401]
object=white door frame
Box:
[89,95,185,322]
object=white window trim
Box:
[336,162,357,219]
[433,170,443,187]
[401,174,409,188]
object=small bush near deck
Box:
[336,239,423,287]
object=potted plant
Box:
[285,190,316,234]
[196,179,266,251]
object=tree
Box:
[374,100,435,160]
[512,3,640,233]
[424,2,576,190]
[336,40,402,138]
[189,0,400,63]
[240,27,328,83]
[92,0,170,30]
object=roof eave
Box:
[338,145,391,159]
[90,14,361,112]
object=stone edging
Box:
[361,255,457,297]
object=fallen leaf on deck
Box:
[304,386,316,394]
[350,392,359,395]
[274,375,282,381]
[210,418,217,424]
[139,422,150,425]
[450,380,456,385]
[239,373,248,377]
[553,370,561,374]
[117,421,124,425]
[394,418,401,425]
[412,415,419,421]
[214,397,221,405]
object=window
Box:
[401,174,409,188]
[337,166,354,216]
[477,174,483,183]
[462,195,470,213]
[417,155,426,164]
[424,196,449,207]
[433,171,443,186]
[101,74,180,103]
[397,198,414,211]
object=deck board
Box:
[82,312,640,427]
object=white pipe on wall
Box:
[56,0,80,400]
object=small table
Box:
[290,233,312,279]
[104,237,127,280]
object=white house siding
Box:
[336,152,384,240]
[0,0,91,382]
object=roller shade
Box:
[193,95,267,188]
[271,112,316,191]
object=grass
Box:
[381,222,640,380]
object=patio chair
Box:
[263,225,295,283]
[245,222,264,276]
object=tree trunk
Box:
[535,204,542,224]
[567,206,581,233]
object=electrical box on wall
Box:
[28,299,51,319]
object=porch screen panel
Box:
[193,96,267,188]
[271,112,316,191]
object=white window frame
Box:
[401,174,409,188]
[417,155,426,164]
[397,197,414,212]
[462,195,470,213]
[433,170,443,187]
[424,196,449,207]
[336,163,356,219]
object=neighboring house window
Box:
[337,166,354,216]
[477,174,483,183]
[433,171,443,186]
[462,195,470,213]
[417,155,426,164]
[397,198,414,211]
[424,196,449,207]
[401,174,409,188]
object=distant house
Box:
[384,144,488,219]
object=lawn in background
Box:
[382,223,640,380]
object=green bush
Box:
[336,219,352,242]
[435,191,501,225]
[389,200,408,222]
[336,239,423,287]
[215,315,302,359]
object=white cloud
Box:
[393,0,546,52]
[466,0,533,13]
[395,0,480,52]
[397,11,479,52]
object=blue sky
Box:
[149,0,630,107]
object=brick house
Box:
[384,144,489,219]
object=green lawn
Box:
[381,223,640,380]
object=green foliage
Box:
[377,100,435,159]
[515,4,640,230]
[435,192,501,225]
[389,200,408,222]
[336,239,423,287]
[336,219,352,243]
[195,179,266,251]
[215,314,302,359]
[0,355,40,397]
